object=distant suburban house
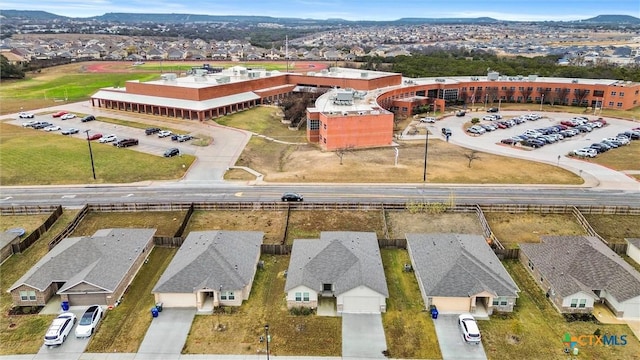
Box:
[626,238,640,266]
[519,236,640,320]
[0,231,20,263]
[407,233,519,315]
[152,231,263,312]
[284,231,388,315]
[8,228,155,307]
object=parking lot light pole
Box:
[84,130,96,180]
[264,324,270,360]
[540,94,544,111]
[423,131,429,182]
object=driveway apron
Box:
[341,313,387,359]
[137,308,196,356]
[433,314,487,360]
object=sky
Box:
[0,0,638,21]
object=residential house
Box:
[152,231,263,312]
[626,238,640,265]
[284,231,388,315]
[8,228,155,307]
[407,233,519,315]
[519,236,640,320]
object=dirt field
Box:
[184,210,287,244]
[386,212,483,238]
[484,213,587,248]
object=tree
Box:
[335,145,354,165]
[0,55,25,79]
[464,150,481,168]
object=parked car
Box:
[75,305,103,338]
[32,122,52,129]
[44,312,77,346]
[573,148,597,158]
[487,107,499,113]
[18,112,35,118]
[458,314,481,343]
[281,192,303,202]
[455,110,466,117]
[419,117,436,123]
[22,120,39,127]
[98,134,118,143]
[62,128,80,135]
[482,115,497,121]
[176,134,193,142]
[163,147,180,157]
[500,138,518,145]
[81,115,96,122]
[87,133,103,141]
[158,130,172,138]
[521,138,545,148]
[114,138,139,147]
[145,127,161,135]
[43,125,61,132]
[441,128,452,136]
[60,113,76,120]
[52,111,68,118]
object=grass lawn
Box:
[0,123,195,185]
[232,136,583,184]
[582,214,640,244]
[86,246,177,353]
[0,209,79,355]
[386,212,484,238]
[215,106,308,142]
[484,213,587,248]
[590,141,640,171]
[382,249,441,359]
[481,260,640,360]
[184,255,342,356]
[285,210,385,244]
[184,210,287,244]
[0,214,53,236]
[71,211,189,238]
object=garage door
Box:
[67,293,107,306]
[342,296,380,313]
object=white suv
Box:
[98,134,118,143]
[458,313,481,343]
[573,148,597,158]
[44,312,77,346]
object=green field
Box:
[0,123,195,185]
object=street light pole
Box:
[540,94,544,111]
[264,324,270,360]
[84,130,96,180]
[423,131,429,182]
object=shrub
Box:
[471,118,480,124]
[289,306,314,316]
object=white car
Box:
[419,117,436,123]
[22,120,39,127]
[98,134,118,143]
[43,125,61,132]
[61,113,76,120]
[158,130,172,138]
[573,148,597,158]
[44,312,77,346]
[458,313,481,343]
[18,112,35,118]
[75,305,104,338]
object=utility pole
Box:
[84,130,96,180]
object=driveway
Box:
[433,314,487,360]
[36,308,90,358]
[137,308,196,356]
[342,313,387,359]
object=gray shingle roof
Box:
[8,228,156,293]
[406,233,519,298]
[284,231,389,297]
[152,231,263,293]
[519,236,640,302]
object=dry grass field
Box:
[386,212,484,238]
[0,214,52,235]
[184,210,287,244]
[582,214,640,244]
[285,210,385,244]
[70,211,188,237]
[484,213,587,248]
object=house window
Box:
[303,292,310,301]
[570,299,578,308]
[323,283,332,292]
[295,292,302,301]
[492,297,508,306]
[611,91,617,96]
[19,291,36,301]
[221,291,235,300]
[579,299,586,308]
[528,260,534,271]
[477,87,483,91]
[617,102,623,108]
[608,101,614,106]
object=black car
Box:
[589,143,609,153]
[521,139,545,148]
[81,115,96,122]
[441,127,452,136]
[487,107,499,113]
[455,110,466,117]
[281,192,303,202]
[145,127,161,135]
[114,138,139,147]
[163,148,180,157]
[500,138,518,145]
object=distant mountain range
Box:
[1,10,639,25]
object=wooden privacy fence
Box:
[0,204,61,215]
[48,205,89,250]
[9,205,62,256]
